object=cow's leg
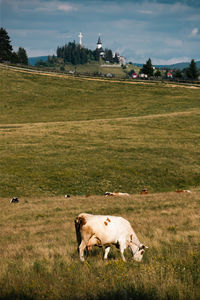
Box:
[104,246,111,260]
[119,243,126,262]
[79,241,87,262]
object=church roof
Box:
[97,35,102,45]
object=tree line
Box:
[56,41,119,65]
[57,41,98,64]
[0,28,28,65]
[130,58,199,80]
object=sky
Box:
[0,0,200,64]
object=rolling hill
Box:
[0,64,200,197]
[28,55,200,70]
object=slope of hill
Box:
[0,65,200,197]
[28,55,200,70]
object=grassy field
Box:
[0,64,200,299]
[0,65,200,196]
[45,61,139,78]
[0,192,199,300]
[63,61,131,77]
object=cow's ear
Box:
[145,245,148,249]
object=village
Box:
[31,32,199,82]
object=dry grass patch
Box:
[0,191,199,299]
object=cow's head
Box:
[105,192,112,196]
[133,244,148,262]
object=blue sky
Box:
[1,0,200,64]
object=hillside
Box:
[28,56,200,70]
[155,61,200,70]
[0,65,200,197]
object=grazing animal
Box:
[10,197,19,203]
[105,192,130,197]
[141,189,148,195]
[176,190,191,193]
[74,213,147,262]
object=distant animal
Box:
[141,189,148,195]
[10,197,19,203]
[65,194,70,198]
[74,213,147,262]
[176,190,191,193]
[105,192,130,197]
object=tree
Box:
[104,48,113,63]
[17,47,28,65]
[128,69,135,77]
[174,69,183,79]
[35,59,47,67]
[141,58,154,77]
[113,53,119,64]
[57,41,92,65]
[154,69,161,77]
[0,27,13,61]
[186,59,199,80]
[10,51,19,64]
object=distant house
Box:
[106,73,113,78]
[139,73,148,79]
[132,73,138,79]
[167,72,173,78]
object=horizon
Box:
[1,0,200,65]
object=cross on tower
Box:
[78,32,83,46]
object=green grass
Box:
[63,61,129,77]
[57,61,138,78]
[0,65,200,197]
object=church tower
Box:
[96,34,104,56]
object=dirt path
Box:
[1,64,200,89]
[1,109,199,128]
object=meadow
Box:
[0,65,200,299]
[0,193,199,299]
[0,65,200,196]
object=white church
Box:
[78,32,126,65]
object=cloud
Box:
[190,27,198,37]
[150,57,191,65]
[12,0,79,13]
[138,10,153,14]
[57,3,78,12]
[164,38,183,47]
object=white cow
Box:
[105,192,130,197]
[74,213,147,262]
